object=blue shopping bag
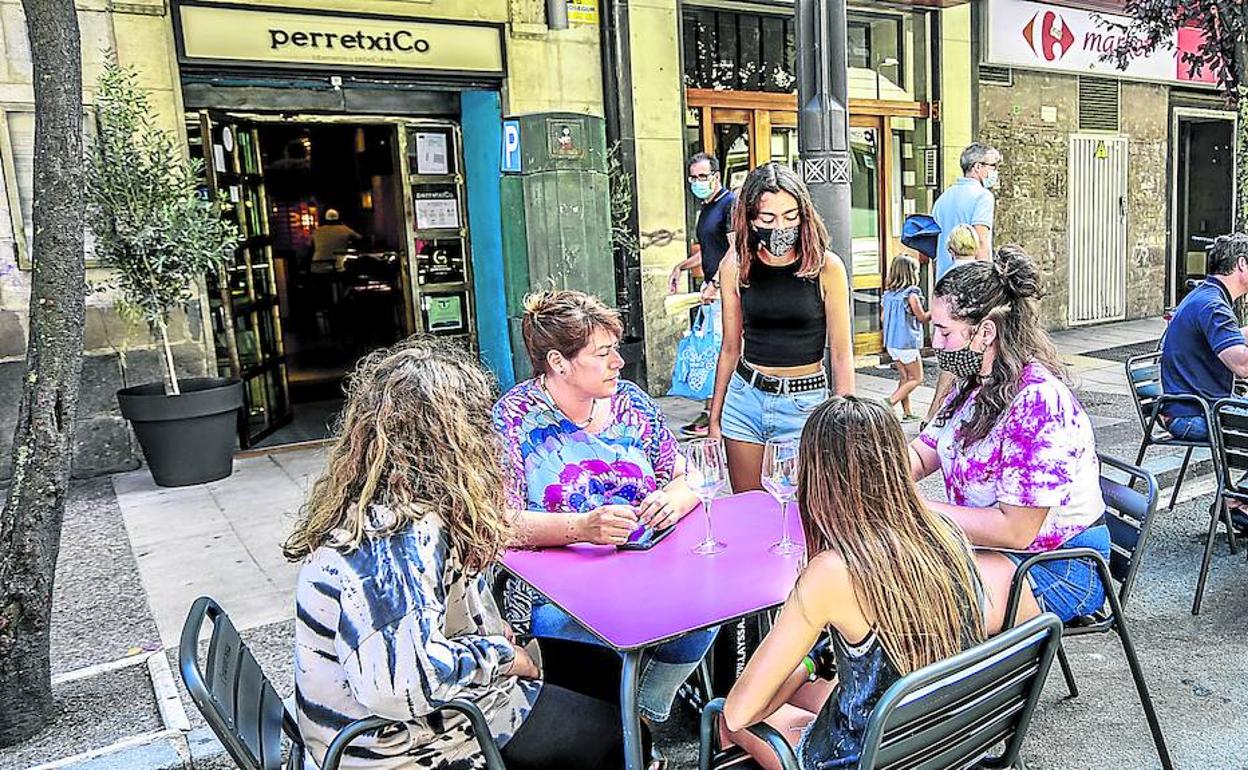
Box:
[667,304,720,400]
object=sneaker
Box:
[681,412,710,437]
[901,413,922,423]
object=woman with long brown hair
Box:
[720,397,984,769]
[708,162,855,492]
[287,337,627,770]
[912,246,1107,631]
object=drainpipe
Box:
[600,0,647,382]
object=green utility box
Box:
[500,113,613,381]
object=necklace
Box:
[540,375,598,429]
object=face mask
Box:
[749,224,800,258]
[937,326,987,378]
[690,180,714,200]
[983,169,999,190]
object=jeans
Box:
[1166,414,1210,442]
[531,601,717,722]
[1004,524,1110,622]
[500,682,627,770]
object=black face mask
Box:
[748,224,800,258]
[936,346,986,378]
[937,325,987,378]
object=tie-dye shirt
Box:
[919,362,1104,552]
[294,510,541,769]
[492,378,679,513]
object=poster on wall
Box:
[415,132,449,175]
[414,190,460,230]
[568,0,598,25]
[985,0,1215,86]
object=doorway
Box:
[1067,135,1128,325]
[1172,110,1236,304]
[193,114,420,448]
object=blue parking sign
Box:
[501,120,522,173]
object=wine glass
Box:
[762,437,800,555]
[685,437,728,555]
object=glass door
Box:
[194,112,291,448]
[850,116,887,355]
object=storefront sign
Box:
[176,4,504,75]
[986,0,1215,86]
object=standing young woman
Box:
[708,162,855,492]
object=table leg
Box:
[621,649,644,770]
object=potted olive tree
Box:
[87,62,242,487]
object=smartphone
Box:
[618,522,676,551]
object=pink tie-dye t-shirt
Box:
[919,363,1104,552]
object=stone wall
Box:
[0,0,213,479]
[978,70,1168,330]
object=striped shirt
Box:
[294,509,541,769]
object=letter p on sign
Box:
[501,120,522,173]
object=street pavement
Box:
[75,316,1248,769]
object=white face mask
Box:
[983,168,1000,190]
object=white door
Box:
[1067,135,1128,325]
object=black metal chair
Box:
[1126,352,1220,513]
[1002,454,1172,770]
[179,596,506,770]
[1194,398,1248,615]
[697,613,1064,770]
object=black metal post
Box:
[795,0,853,274]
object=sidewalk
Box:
[50,315,1248,770]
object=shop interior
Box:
[256,123,408,447]
[1173,114,1235,303]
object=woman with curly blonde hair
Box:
[288,337,626,770]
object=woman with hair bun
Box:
[911,245,1109,632]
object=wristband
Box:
[802,656,817,681]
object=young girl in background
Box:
[881,255,929,421]
[944,224,981,275]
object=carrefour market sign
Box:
[986,0,1214,86]
[176,3,504,75]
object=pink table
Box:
[502,491,804,770]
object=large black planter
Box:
[117,377,244,487]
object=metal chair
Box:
[1126,352,1219,512]
[179,596,506,770]
[697,613,1065,770]
[1195,399,1248,615]
[1002,454,1172,770]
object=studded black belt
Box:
[736,360,828,395]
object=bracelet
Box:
[802,656,817,681]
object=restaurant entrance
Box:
[192,112,475,448]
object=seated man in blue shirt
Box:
[1160,233,1248,443]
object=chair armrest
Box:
[1002,547,1110,632]
[1148,394,1215,440]
[698,697,800,770]
[321,700,505,770]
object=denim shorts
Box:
[720,371,828,445]
[1004,524,1109,622]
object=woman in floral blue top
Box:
[493,290,718,729]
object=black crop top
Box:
[740,258,827,367]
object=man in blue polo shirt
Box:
[669,152,737,436]
[1160,233,1248,442]
[922,143,1000,426]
